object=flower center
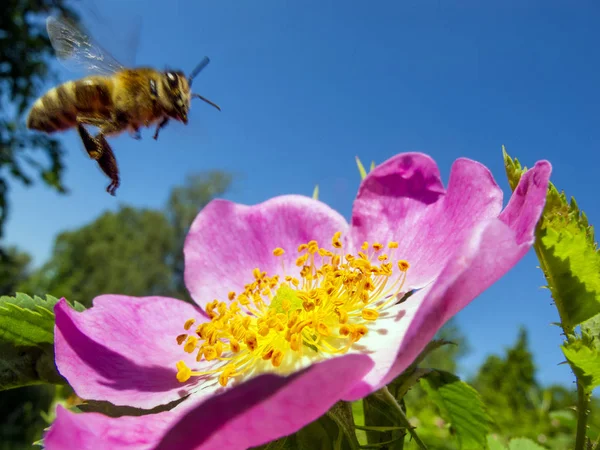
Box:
[175,231,410,387]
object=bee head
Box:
[161,70,192,124]
[159,58,220,124]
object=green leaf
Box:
[325,401,361,449]
[562,338,600,393]
[362,387,431,449]
[369,161,376,172]
[0,293,83,390]
[507,438,547,450]
[486,434,507,450]
[312,184,319,200]
[504,147,600,330]
[295,403,360,450]
[356,156,368,180]
[0,293,61,346]
[362,390,408,449]
[581,314,600,351]
[253,401,361,450]
[548,409,577,429]
[420,370,493,450]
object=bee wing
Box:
[46,15,126,76]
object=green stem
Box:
[380,387,428,450]
[574,382,590,450]
[533,239,590,449]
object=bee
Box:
[26,16,221,195]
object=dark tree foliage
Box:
[21,170,233,305]
[0,0,78,241]
[0,246,31,295]
[22,206,177,306]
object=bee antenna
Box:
[188,56,211,86]
[192,93,221,111]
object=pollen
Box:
[174,232,410,388]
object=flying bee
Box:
[26,15,221,195]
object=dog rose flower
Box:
[45,153,551,450]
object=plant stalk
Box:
[380,387,428,450]
[574,381,590,450]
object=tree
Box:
[0,246,31,296]
[22,206,176,306]
[474,327,537,414]
[0,0,77,241]
[22,170,233,305]
[470,327,580,448]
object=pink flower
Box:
[45,153,551,450]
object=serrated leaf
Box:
[507,438,547,450]
[356,156,367,180]
[504,147,600,329]
[487,434,508,450]
[420,370,493,450]
[562,339,600,393]
[0,293,83,390]
[312,184,319,200]
[0,293,61,346]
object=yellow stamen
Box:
[176,334,187,345]
[175,234,410,389]
[176,361,192,382]
[361,309,380,321]
[398,260,410,272]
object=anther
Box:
[361,309,380,321]
[398,260,410,271]
[184,318,196,330]
[176,361,192,382]
[176,334,188,345]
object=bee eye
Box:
[166,72,178,88]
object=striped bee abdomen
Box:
[26,77,113,134]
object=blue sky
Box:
[4,0,600,386]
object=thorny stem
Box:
[533,235,590,449]
[380,387,428,450]
[575,382,590,450]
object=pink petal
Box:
[155,354,374,450]
[54,296,207,410]
[44,405,176,450]
[184,195,349,310]
[344,160,551,399]
[350,153,504,289]
[44,355,372,450]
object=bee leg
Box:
[76,123,120,195]
[153,117,170,140]
[95,134,120,196]
[130,128,142,140]
[76,123,102,160]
